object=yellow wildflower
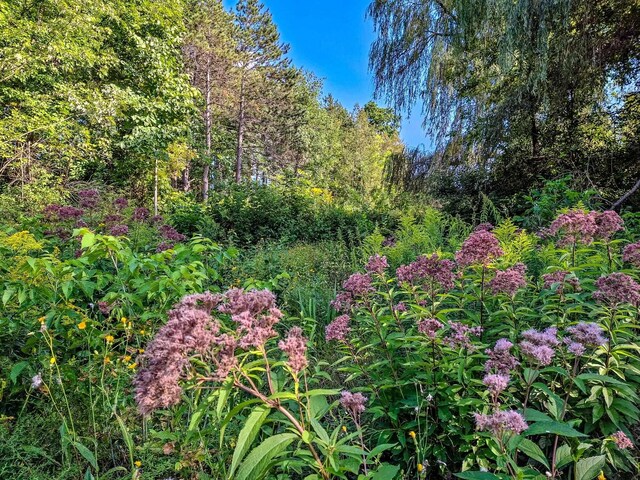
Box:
[409,431,416,440]
[128,363,136,370]
[597,472,606,480]
[341,425,347,433]
[121,317,127,325]
[134,460,141,468]
[417,463,423,473]
[78,321,87,330]
[104,356,111,364]
[38,316,46,324]
[105,335,114,343]
[139,329,145,335]
[49,357,56,365]
[123,355,132,362]
[138,348,144,354]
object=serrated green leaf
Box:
[574,455,605,480]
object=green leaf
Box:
[525,421,586,438]
[455,472,509,480]
[81,232,96,250]
[2,287,15,306]
[229,405,271,478]
[517,438,550,469]
[371,463,401,480]
[10,361,28,384]
[574,455,605,480]
[234,433,296,480]
[71,441,97,470]
[555,444,572,470]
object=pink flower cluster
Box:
[366,254,388,274]
[623,242,640,268]
[519,327,560,366]
[564,322,607,356]
[542,270,580,294]
[594,210,624,240]
[418,318,443,339]
[445,322,483,349]
[473,410,528,435]
[219,289,283,348]
[548,209,598,246]
[325,314,351,342]
[278,327,308,374]
[593,272,640,307]
[331,273,374,312]
[134,292,222,414]
[340,391,368,421]
[485,339,519,374]
[483,373,509,399]
[135,289,289,415]
[548,209,624,246]
[489,263,527,296]
[455,230,503,268]
[396,253,455,291]
[612,431,634,449]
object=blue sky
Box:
[222,0,429,148]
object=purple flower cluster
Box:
[97,301,112,315]
[109,224,129,236]
[483,373,509,398]
[594,210,624,240]
[474,223,494,232]
[132,207,150,222]
[594,273,640,307]
[473,410,528,435]
[114,197,129,210]
[519,327,560,366]
[489,263,527,296]
[564,322,607,356]
[331,273,373,312]
[485,339,519,374]
[340,391,368,422]
[542,270,580,294]
[366,254,388,274]
[548,209,598,246]
[623,242,640,268]
[445,322,483,349]
[219,289,283,349]
[134,292,222,414]
[612,431,634,449]
[455,230,504,268]
[45,205,84,221]
[159,225,187,242]
[104,214,123,224]
[418,318,443,339]
[325,314,351,342]
[78,190,100,209]
[278,327,308,374]
[394,302,407,313]
[396,253,455,291]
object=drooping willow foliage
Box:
[370,0,640,209]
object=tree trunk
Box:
[203,60,212,202]
[153,157,159,216]
[182,165,190,192]
[235,73,246,183]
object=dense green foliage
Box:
[1,1,640,479]
[370,0,640,214]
